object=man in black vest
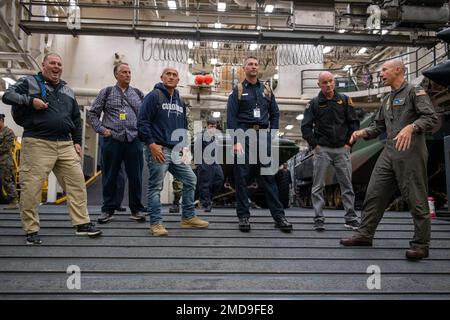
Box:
[301,71,360,232]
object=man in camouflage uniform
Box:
[0,114,19,209]
[169,108,194,213]
[340,59,438,261]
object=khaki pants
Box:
[19,137,90,234]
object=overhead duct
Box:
[233,0,292,10]
[233,0,256,9]
[382,4,450,24]
[401,0,448,6]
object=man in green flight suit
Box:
[340,59,438,261]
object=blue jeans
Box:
[144,146,197,224]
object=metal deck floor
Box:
[0,205,449,299]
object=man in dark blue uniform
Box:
[226,56,292,233]
[195,117,224,212]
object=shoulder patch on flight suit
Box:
[415,88,427,96]
[336,99,343,104]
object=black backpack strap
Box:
[102,86,113,108]
[133,87,144,100]
[262,81,273,117]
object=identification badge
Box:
[253,108,260,118]
[119,113,127,120]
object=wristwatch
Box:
[411,123,419,132]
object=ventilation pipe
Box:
[233,0,292,10]
[380,4,450,24]
[398,4,449,24]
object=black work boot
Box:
[274,216,293,232]
[238,217,251,232]
[169,200,180,213]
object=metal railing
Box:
[301,43,449,95]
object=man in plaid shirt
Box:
[87,62,146,223]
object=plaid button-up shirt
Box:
[87,84,143,142]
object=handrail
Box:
[301,43,449,94]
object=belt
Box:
[238,123,269,130]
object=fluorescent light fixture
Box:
[2,77,16,85]
[381,29,389,35]
[285,124,294,130]
[214,22,222,29]
[45,16,50,22]
[338,29,346,33]
[264,4,274,13]
[322,46,333,54]
[188,58,193,64]
[296,114,304,121]
[212,41,219,49]
[212,111,221,118]
[188,41,194,49]
[249,43,257,50]
[358,47,367,55]
[256,25,262,30]
[210,58,218,65]
[273,74,279,80]
[168,0,176,9]
[217,2,226,12]
[343,64,352,71]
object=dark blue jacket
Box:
[194,129,219,165]
[226,79,280,130]
[137,83,188,148]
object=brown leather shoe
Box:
[406,247,429,261]
[340,235,372,246]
